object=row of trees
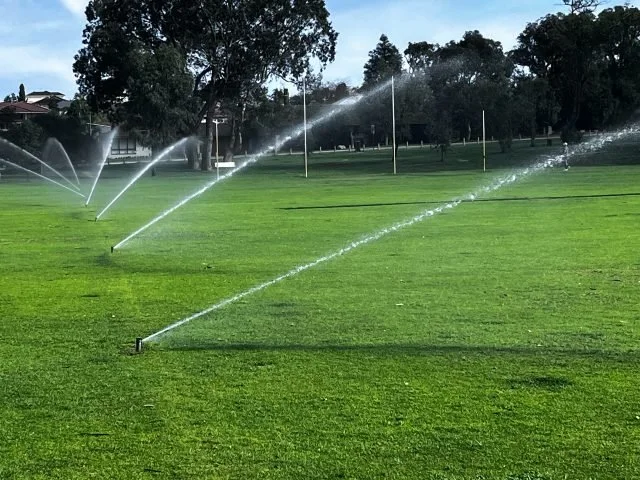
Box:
[302,2,640,154]
[5,1,640,166]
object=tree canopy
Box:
[62,2,640,165]
[363,34,404,87]
[74,0,338,169]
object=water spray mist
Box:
[136,125,639,346]
[113,76,413,251]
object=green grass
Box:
[1,140,640,479]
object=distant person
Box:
[562,142,569,171]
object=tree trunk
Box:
[224,117,237,162]
[236,103,245,156]
[529,118,536,147]
[186,140,200,169]
[202,112,213,171]
[236,124,243,155]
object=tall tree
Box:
[359,35,403,147]
[404,41,437,73]
[74,0,338,170]
[112,44,200,153]
[510,72,550,146]
[18,84,26,102]
[434,31,513,150]
[362,34,403,87]
[562,0,600,14]
[512,13,601,140]
[595,5,640,124]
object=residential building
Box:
[92,124,152,161]
[25,91,64,104]
[0,101,49,131]
[25,91,71,112]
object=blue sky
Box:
[1,0,638,99]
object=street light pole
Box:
[303,76,308,178]
[392,75,397,175]
[482,110,486,172]
[215,120,219,179]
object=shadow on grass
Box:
[507,375,573,391]
[281,192,640,211]
[154,340,640,363]
[95,252,114,267]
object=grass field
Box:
[1,140,639,479]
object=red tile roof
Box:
[0,101,50,114]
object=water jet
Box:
[139,126,639,343]
[96,137,189,220]
[42,138,80,187]
[0,158,86,198]
[112,75,413,250]
[0,138,81,192]
[86,128,119,207]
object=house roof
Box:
[27,91,65,97]
[0,101,50,114]
[32,96,68,109]
[33,95,65,102]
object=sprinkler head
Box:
[135,337,143,353]
[110,246,114,254]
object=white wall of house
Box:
[108,134,152,160]
[25,94,49,104]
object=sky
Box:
[1,0,638,99]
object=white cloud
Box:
[0,0,87,96]
[0,45,77,94]
[59,0,88,17]
[0,20,67,35]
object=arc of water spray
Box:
[85,128,119,207]
[0,159,86,198]
[140,126,639,343]
[112,77,409,250]
[41,140,76,187]
[0,138,81,193]
[43,138,80,186]
[95,137,189,220]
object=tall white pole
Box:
[482,109,486,172]
[392,75,397,175]
[303,77,308,178]
[215,121,219,180]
